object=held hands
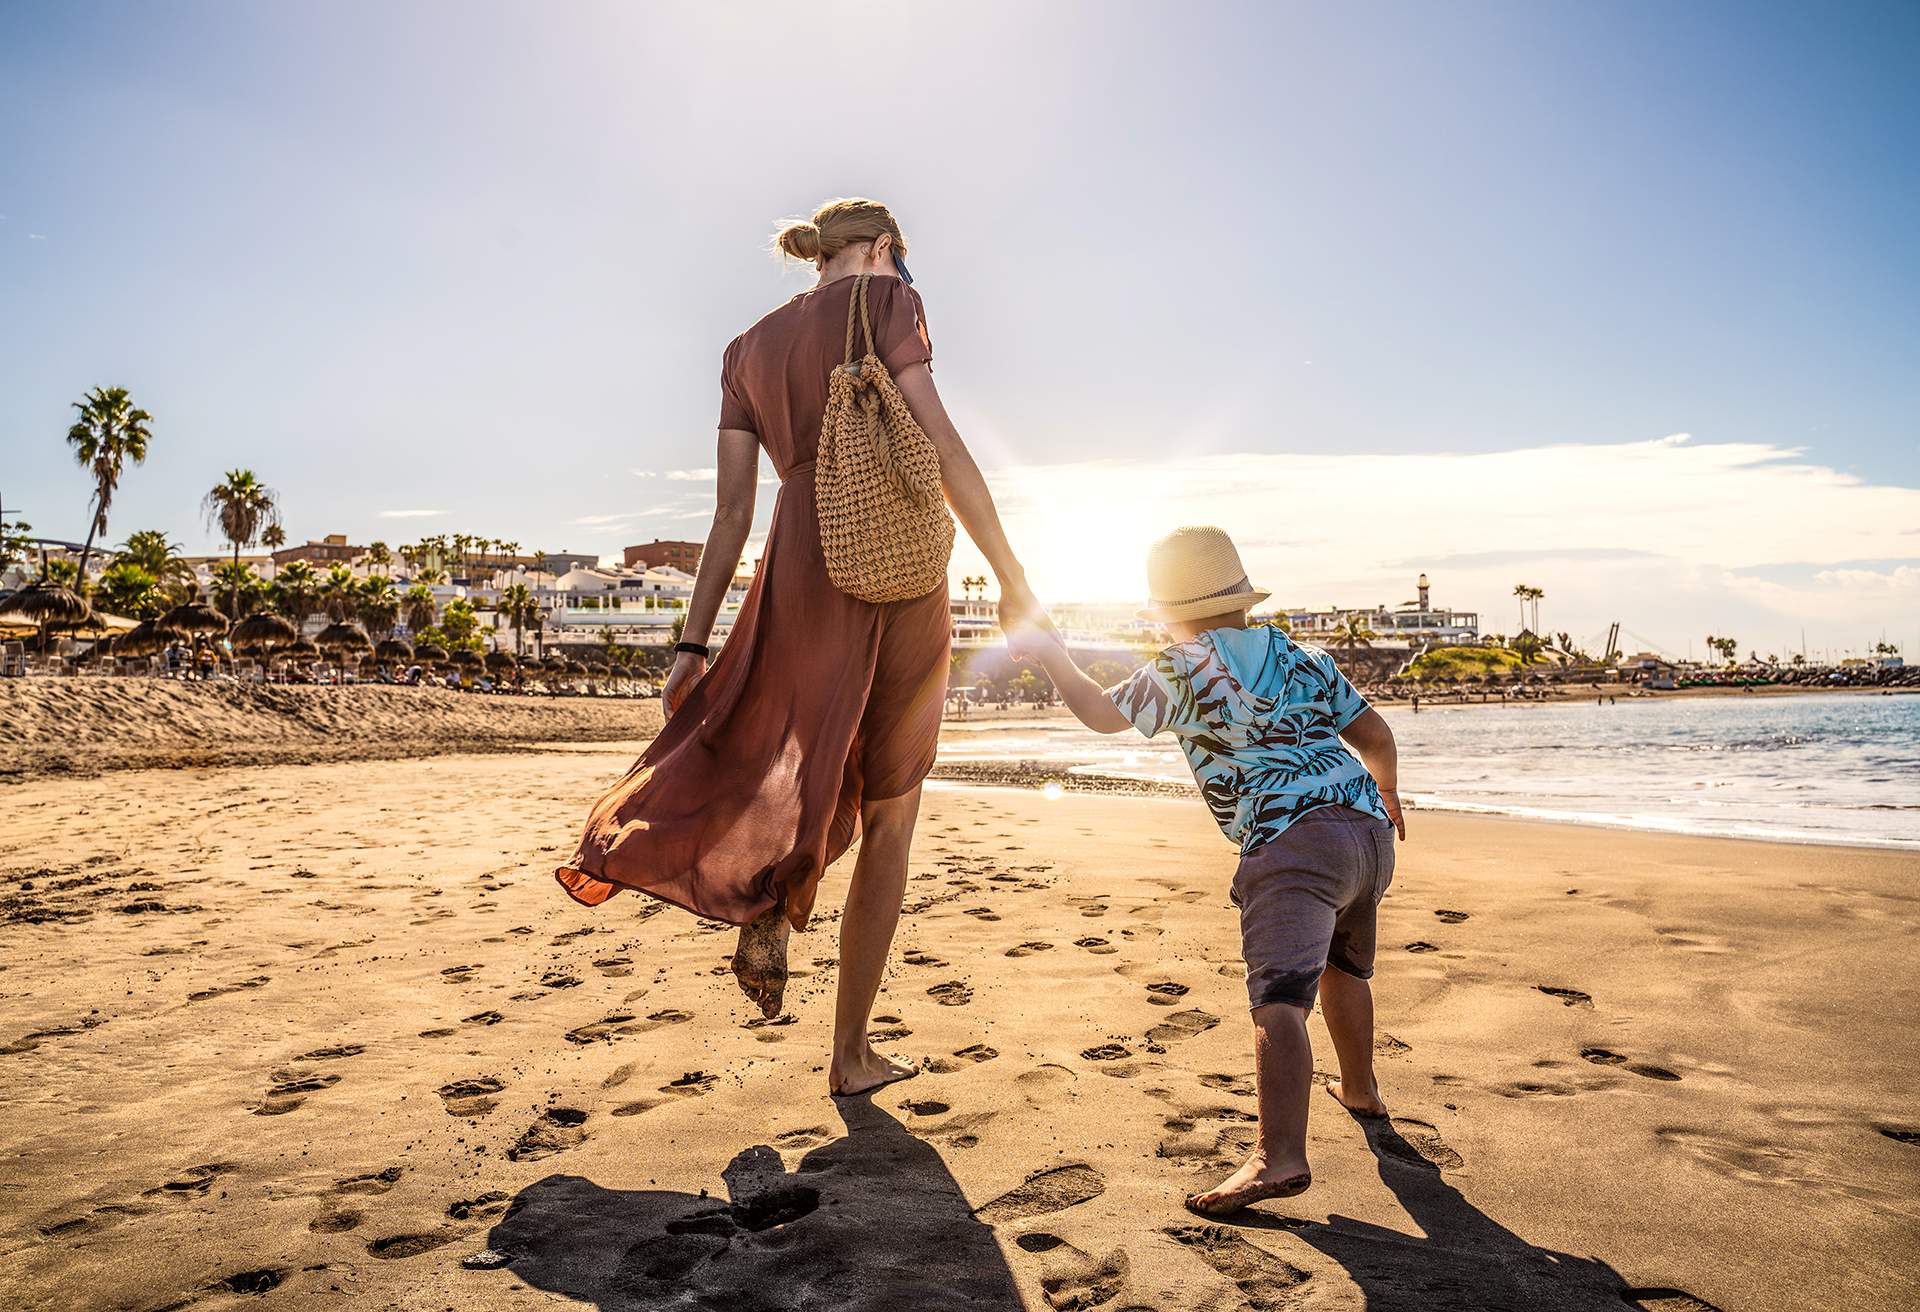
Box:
[662,651,708,719]
[1378,786,1408,841]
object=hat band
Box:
[1152,574,1255,608]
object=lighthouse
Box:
[1417,573,1430,609]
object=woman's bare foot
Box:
[731,906,790,1019]
[1185,1151,1312,1217]
[828,1044,919,1097]
[1326,1078,1389,1118]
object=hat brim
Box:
[1136,588,1271,624]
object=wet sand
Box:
[1,745,1916,1310]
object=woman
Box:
[556,198,1037,1097]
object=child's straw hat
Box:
[1137,526,1272,623]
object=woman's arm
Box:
[893,364,1042,628]
[662,429,759,716]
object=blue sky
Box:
[2,1,1916,655]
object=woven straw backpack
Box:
[813,274,955,603]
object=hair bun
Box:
[775,220,822,261]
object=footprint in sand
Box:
[331,1166,404,1196]
[1145,982,1190,1006]
[611,1098,668,1117]
[1166,1224,1311,1299]
[461,1010,504,1026]
[1622,1288,1725,1311]
[439,964,481,982]
[1199,1072,1255,1098]
[206,1270,286,1294]
[928,981,974,1006]
[309,1210,362,1233]
[902,950,948,967]
[540,971,582,989]
[902,1099,950,1115]
[662,1071,717,1097]
[963,907,1002,922]
[1582,1047,1628,1065]
[418,1028,457,1039]
[869,1025,914,1041]
[507,1108,588,1161]
[1434,909,1471,923]
[142,1163,236,1199]
[1627,1063,1682,1082]
[1536,985,1593,1008]
[1372,1117,1464,1170]
[773,1126,834,1148]
[446,1191,510,1221]
[593,957,634,977]
[1375,1034,1411,1055]
[1004,941,1053,958]
[367,1230,464,1259]
[972,1163,1106,1224]
[1074,936,1117,955]
[1033,1240,1130,1310]
[296,1044,365,1061]
[186,975,270,1003]
[1081,1043,1131,1062]
[1146,1010,1220,1044]
[436,1076,505,1118]
[1405,941,1439,953]
[565,1009,691,1045]
[254,1070,340,1116]
[1879,1126,1920,1145]
[925,1043,999,1074]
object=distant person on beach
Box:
[1008,526,1406,1215]
[556,198,1039,1096]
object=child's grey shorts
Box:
[1230,804,1396,1011]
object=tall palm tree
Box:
[260,524,287,577]
[498,582,535,655]
[366,541,391,576]
[1512,583,1532,632]
[66,386,154,591]
[115,529,196,605]
[202,469,280,622]
[1333,616,1377,650]
[356,574,400,639]
[319,564,357,621]
[402,583,437,635]
[97,561,163,618]
[274,560,320,622]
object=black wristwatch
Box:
[673,641,710,659]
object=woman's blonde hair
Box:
[773,197,908,264]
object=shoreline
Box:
[2,748,1914,1311]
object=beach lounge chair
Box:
[0,642,23,677]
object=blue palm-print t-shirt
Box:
[1105,624,1389,853]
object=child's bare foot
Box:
[828,1045,919,1097]
[1184,1151,1312,1216]
[1326,1079,1389,1118]
[732,906,789,1019]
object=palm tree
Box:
[96,562,163,618]
[1511,632,1544,665]
[319,564,357,621]
[115,529,196,605]
[498,582,535,655]
[402,583,437,635]
[356,575,400,639]
[66,386,155,591]
[274,561,320,623]
[366,541,391,576]
[260,523,287,577]
[210,561,270,619]
[1332,616,1376,650]
[202,469,280,621]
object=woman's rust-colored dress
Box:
[555,275,951,930]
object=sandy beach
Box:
[2,733,1916,1311]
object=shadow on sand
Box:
[1205,1109,1718,1312]
[484,1095,1023,1311]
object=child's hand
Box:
[1004,613,1060,662]
[1379,787,1407,840]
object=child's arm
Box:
[1340,708,1406,839]
[1008,625,1132,734]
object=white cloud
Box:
[572,513,633,526]
[948,435,1920,658]
[665,468,717,481]
[378,508,446,519]
[628,469,657,479]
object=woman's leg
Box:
[829,785,923,1095]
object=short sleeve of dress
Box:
[1105,654,1202,739]
[1311,647,1373,731]
[868,278,933,375]
[718,336,756,433]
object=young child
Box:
[1008,525,1405,1216]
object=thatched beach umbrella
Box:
[315,621,372,653]
[413,642,448,665]
[543,653,567,672]
[118,615,183,658]
[563,658,586,676]
[484,650,516,674]
[450,648,481,670]
[161,601,230,639]
[375,637,414,664]
[285,638,320,663]
[0,583,94,647]
[232,612,298,653]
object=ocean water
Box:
[937,692,1920,848]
